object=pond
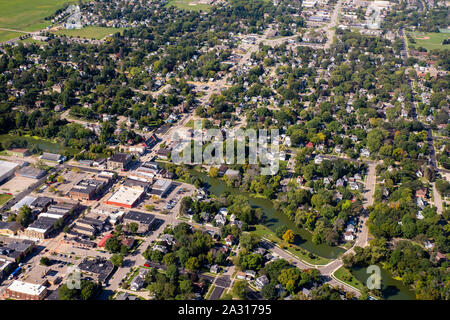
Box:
[351,266,416,300]
[182,166,346,259]
[0,134,74,154]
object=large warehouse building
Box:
[0,160,19,184]
[105,186,144,208]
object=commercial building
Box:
[15,166,46,179]
[39,152,66,163]
[69,179,106,201]
[6,148,30,157]
[0,221,22,236]
[4,280,47,300]
[72,213,108,237]
[78,258,114,283]
[123,210,155,233]
[10,196,37,212]
[0,258,13,279]
[0,160,19,184]
[149,179,172,197]
[0,238,35,262]
[24,202,77,239]
[123,177,150,192]
[107,153,132,170]
[105,186,145,208]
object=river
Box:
[351,267,416,300]
[184,168,346,259]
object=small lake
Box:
[351,267,416,300]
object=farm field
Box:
[167,0,212,12]
[51,26,126,40]
[407,31,450,51]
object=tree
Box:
[209,167,219,178]
[232,280,248,299]
[261,283,277,300]
[105,237,121,253]
[16,205,32,227]
[239,233,260,250]
[110,254,124,267]
[179,279,193,295]
[185,257,200,271]
[127,222,139,234]
[40,256,51,266]
[282,229,295,243]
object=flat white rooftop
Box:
[7,280,46,296]
[11,196,37,212]
[106,186,144,206]
[0,160,19,178]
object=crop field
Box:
[51,26,125,40]
[408,31,450,51]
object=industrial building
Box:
[0,160,19,184]
[15,166,46,179]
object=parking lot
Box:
[0,175,37,195]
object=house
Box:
[349,182,359,191]
[314,156,323,164]
[130,275,145,291]
[360,149,370,157]
[245,270,256,280]
[236,271,246,280]
[424,240,434,250]
[415,189,427,199]
[157,148,171,160]
[255,275,269,289]
[152,245,167,253]
[344,231,354,241]
[214,214,226,226]
[225,234,235,246]
[160,234,175,246]
[210,264,220,274]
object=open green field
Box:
[51,26,125,39]
[0,0,75,30]
[0,30,22,42]
[407,31,450,51]
[167,0,212,12]
[0,193,13,206]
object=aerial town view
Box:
[0,0,448,309]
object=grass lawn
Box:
[333,266,365,291]
[251,225,331,265]
[407,31,450,51]
[51,26,125,40]
[0,0,75,31]
[0,193,13,206]
[0,30,22,42]
[167,0,212,12]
